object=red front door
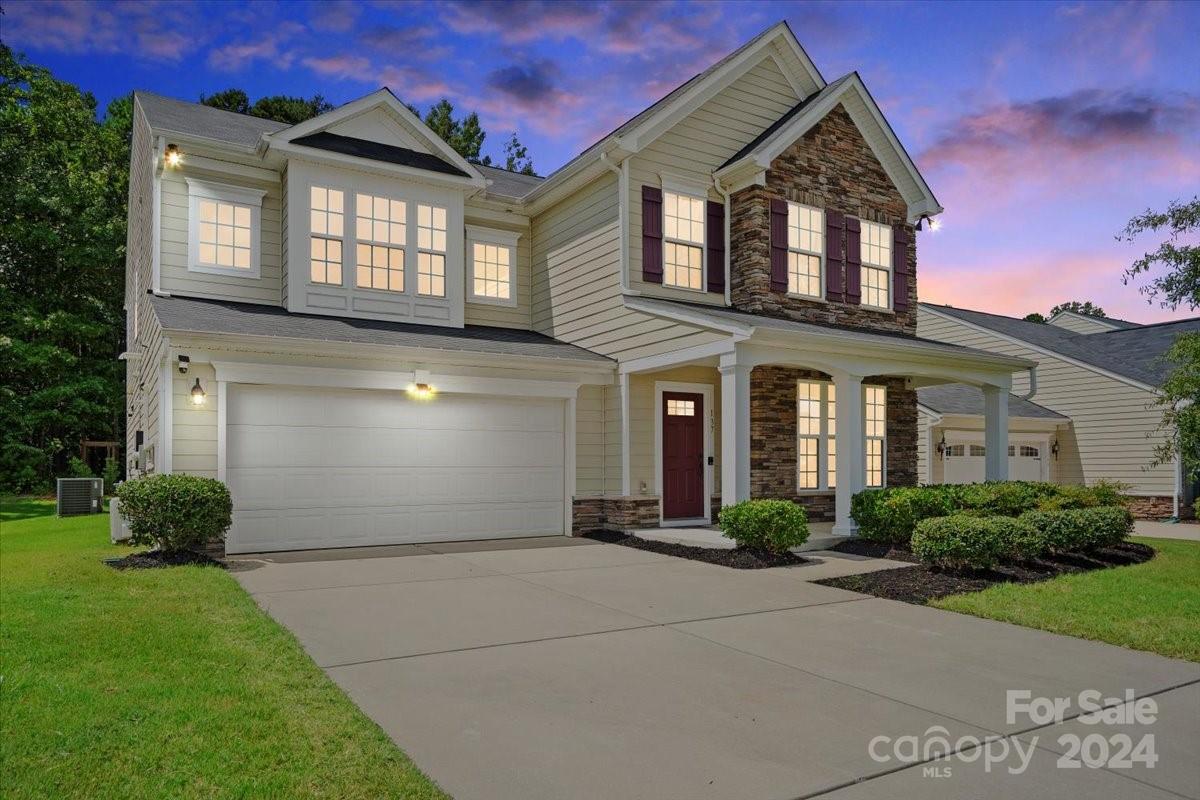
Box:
[662,392,705,519]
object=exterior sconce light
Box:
[164,143,183,168]
[408,382,434,400]
[936,433,947,459]
[190,378,207,406]
[1051,439,1060,459]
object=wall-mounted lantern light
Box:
[190,378,206,406]
[936,432,947,460]
[1051,438,1060,460]
[408,382,434,400]
[164,143,183,168]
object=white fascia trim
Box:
[660,172,711,198]
[916,403,944,424]
[464,224,521,247]
[150,129,260,156]
[624,296,750,336]
[619,339,739,374]
[185,178,268,206]
[919,305,1158,393]
[271,141,485,190]
[265,88,485,183]
[178,153,279,184]
[210,361,582,398]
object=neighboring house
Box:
[123,22,1031,554]
[917,303,1200,518]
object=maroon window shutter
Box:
[642,186,663,284]
[825,211,845,303]
[769,198,788,292]
[892,225,910,311]
[706,200,725,294]
[844,217,862,305]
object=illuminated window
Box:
[417,204,447,297]
[860,220,891,308]
[787,203,823,298]
[467,226,519,306]
[663,191,704,290]
[310,186,344,285]
[865,385,887,487]
[187,179,265,278]
[355,193,405,292]
[666,398,696,416]
[797,380,836,491]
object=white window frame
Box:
[659,175,708,293]
[186,178,266,279]
[786,202,824,300]
[859,219,892,311]
[416,202,448,298]
[796,380,837,492]
[309,184,346,287]
[865,384,887,488]
[465,225,520,307]
[354,192,407,294]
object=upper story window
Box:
[186,179,266,279]
[796,380,836,491]
[356,193,406,292]
[416,204,447,297]
[865,385,887,487]
[466,226,519,306]
[663,191,704,291]
[787,203,823,298]
[310,186,344,285]
[859,220,892,309]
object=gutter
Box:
[1018,366,1038,400]
[712,175,732,306]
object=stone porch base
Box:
[1125,495,1193,520]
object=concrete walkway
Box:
[233,539,1200,800]
[1135,520,1200,541]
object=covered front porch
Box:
[607,299,1034,536]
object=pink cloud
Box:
[2,0,199,61]
[206,22,304,72]
[302,54,372,81]
[309,0,360,33]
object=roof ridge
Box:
[135,90,291,130]
[1087,314,1200,334]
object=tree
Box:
[421,98,486,162]
[1049,301,1106,318]
[200,88,333,125]
[1151,334,1200,481]
[494,131,536,176]
[1120,197,1200,310]
[0,46,130,491]
[1023,312,1047,324]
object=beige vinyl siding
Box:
[159,162,282,305]
[125,101,157,464]
[603,382,623,495]
[463,213,532,329]
[917,406,934,484]
[576,383,606,496]
[172,362,218,478]
[134,310,166,472]
[918,307,1173,495]
[628,366,722,500]
[280,166,289,307]
[530,172,726,362]
[627,56,800,303]
[1047,313,1120,334]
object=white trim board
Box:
[654,381,715,525]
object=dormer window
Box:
[662,191,705,291]
[310,186,344,285]
[417,203,447,297]
[186,179,265,279]
[355,193,406,292]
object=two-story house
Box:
[123,22,1031,554]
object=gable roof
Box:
[291,132,468,177]
[1046,309,1141,331]
[136,91,288,148]
[715,71,941,223]
[920,303,1200,387]
[917,384,1067,420]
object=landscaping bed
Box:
[105,549,225,570]
[582,530,806,569]
[820,540,1154,604]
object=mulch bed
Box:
[105,550,227,571]
[818,540,1155,604]
[582,530,806,569]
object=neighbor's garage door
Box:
[943,439,1044,484]
[225,384,565,553]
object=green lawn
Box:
[933,537,1200,662]
[0,498,447,800]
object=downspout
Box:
[713,175,732,306]
[1017,365,1038,400]
[599,152,631,294]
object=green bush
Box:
[116,474,233,553]
[1034,480,1128,512]
[911,515,1017,570]
[718,499,809,553]
[1020,506,1133,554]
[64,456,95,478]
[101,456,120,493]
[852,486,956,544]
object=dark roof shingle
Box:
[291,132,468,177]
[917,384,1067,420]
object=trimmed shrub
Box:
[852,486,956,544]
[718,499,809,553]
[911,515,1014,570]
[1035,480,1128,512]
[116,474,232,553]
[1020,505,1133,554]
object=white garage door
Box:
[225,384,566,553]
[943,440,1044,484]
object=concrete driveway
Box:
[234,538,1200,800]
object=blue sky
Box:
[5,0,1198,321]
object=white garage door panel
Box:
[226,385,566,553]
[942,438,1045,485]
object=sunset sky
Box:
[5,0,1198,322]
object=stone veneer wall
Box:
[749,366,917,521]
[1125,495,1193,520]
[729,104,917,336]
[572,496,662,534]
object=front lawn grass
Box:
[0,498,447,800]
[932,536,1200,662]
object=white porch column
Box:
[619,372,631,496]
[983,385,1009,481]
[719,355,751,504]
[833,372,865,536]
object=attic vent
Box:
[57,478,104,517]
